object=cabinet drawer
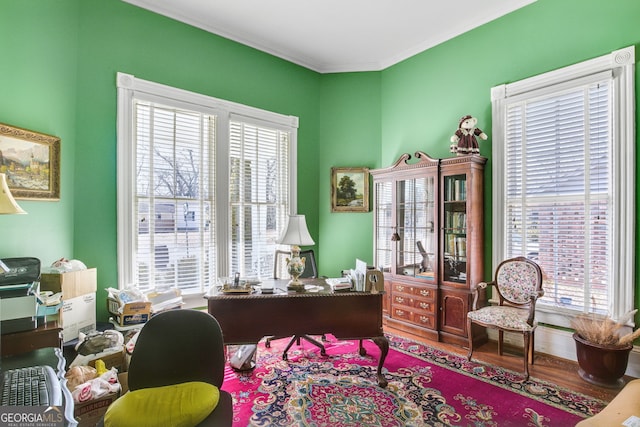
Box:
[391,306,412,321]
[391,283,436,300]
[391,295,435,313]
[411,312,436,328]
[392,307,436,328]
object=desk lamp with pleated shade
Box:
[277,215,314,291]
[0,173,26,272]
[0,173,26,215]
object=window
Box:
[117,73,298,293]
[491,47,635,326]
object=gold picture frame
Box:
[331,167,370,213]
[0,123,60,200]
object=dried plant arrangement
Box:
[571,309,640,348]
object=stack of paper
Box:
[326,277,352,291]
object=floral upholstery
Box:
[467,305,536,332]
[496,261,540,305]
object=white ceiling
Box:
[123,0,536,73]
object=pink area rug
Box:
[222,334,606,426]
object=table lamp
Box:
[277,214,314,291]
[0,173,26,215]
[0,173,26,272]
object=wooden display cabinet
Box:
[371,152,440,342]
[371,152,487,347]
[439,156,487,345]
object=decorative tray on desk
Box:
[217,276,261,294]
[221,286,253,294]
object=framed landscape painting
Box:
[331,167,369,213]
[0,123,60,200]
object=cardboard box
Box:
[60,293,97,342]
[40,268,97,299]
[74,372,128,426]
[118,372,128,394]
[75,392,118,427]
[87,349,127,373]
[107,298,151,326]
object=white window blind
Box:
[492,47,635,325]
[229,120,290,277]
[134,102,216,292]
[504,79,610,313]
[117,73,298,293]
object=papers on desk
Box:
[326,277,352,291]
[38,291,62,306]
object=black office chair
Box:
[101,309,233,426]
[267,249,326,360]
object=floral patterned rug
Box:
[222,334,607,426]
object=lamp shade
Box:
[277,215,314,246]
[0,173,26,214]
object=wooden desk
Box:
[1,319,62,357]
[206,279,389,387]
[2,347,77,426]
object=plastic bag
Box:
[65,365,97,391]
[71,368,120,403]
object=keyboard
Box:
[1,365,63,406]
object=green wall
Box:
[2,0,639,323]
[0,0,79,263]
[317,72,381,275]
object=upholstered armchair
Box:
[466,256,544,380]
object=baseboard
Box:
[488,326,640,378]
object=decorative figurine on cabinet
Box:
[450,115,487,156]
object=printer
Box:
[0,257,40,334]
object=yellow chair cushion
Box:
[104,381,220,427]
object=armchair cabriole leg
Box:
[523,332,531,380]
[529,332,535,365]
[466,317,474,361]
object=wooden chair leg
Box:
[523,332,531,380]
[466,317,474,361]
[498,330,504,356]
[529,331,535,365]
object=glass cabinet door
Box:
[374,181,393,273]
[395,176,436,282]
[442,174,467,283]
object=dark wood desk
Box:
[2,347,77,426]
[206,279,389,387]
[1,319,62,357]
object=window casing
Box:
[117,73,299,293]
[491,47,635,326]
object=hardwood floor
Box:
[385,326,634,403]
